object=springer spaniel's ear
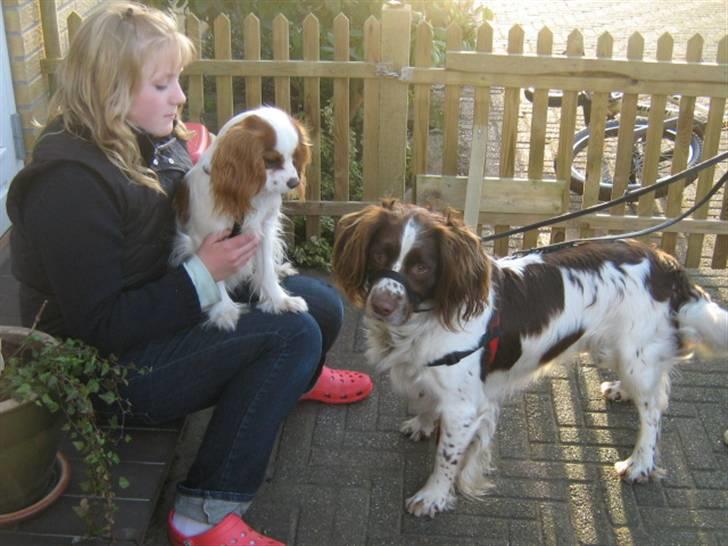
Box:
[434,209,490,329]
[292,117,311,201]
[209,121,266,218]
[333,204,390,308]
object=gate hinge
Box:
[11,112,26,160]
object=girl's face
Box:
[127,47,186,137]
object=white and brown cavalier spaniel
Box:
[333,200,728,518]
[172,107,311,330]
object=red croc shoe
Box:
[299,365,373,404]
[167,510,284,546]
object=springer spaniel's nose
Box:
[370,292,398,318]
[286,177,300,189]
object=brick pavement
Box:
[139,2,728,544]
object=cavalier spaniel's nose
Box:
[286,177,300,189]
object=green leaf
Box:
[118,477,130,489]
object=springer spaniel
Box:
[333,200,728,518]
[172,107,311,330]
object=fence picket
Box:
[687,37,728,267]
[523,26,553,249]
[443,23,463,176]
[552,30,584,244]
[303,14,322,238]
[710,35,728,268]
[185,14,203,123]
[609,32,644,218]
[243,14,262,108]
[661,34,703,254]
[334,13,350,202]
[494,25,524,256]
[214,14,233,128]
[580,32,613,238]
[362,15,381,200]
[412,21,433,188]
[637,33,674,217]
[273,14,291,113]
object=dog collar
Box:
[426,311,501,379]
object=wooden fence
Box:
[39,3,728,268]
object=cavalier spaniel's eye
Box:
[263,153,282,169]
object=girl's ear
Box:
[209,122,266,218]
[434,209,490,329]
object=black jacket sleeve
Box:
[19,164,202,356]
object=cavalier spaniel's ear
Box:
[434,209,490,330]
[333,204,390,308]
[209,119,267,218]
[292,117,311,201]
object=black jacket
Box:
[6,121,201,357]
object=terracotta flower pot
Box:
[0,326,68,520]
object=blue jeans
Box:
[117,274,343,523]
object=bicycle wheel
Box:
[566,118,703,201]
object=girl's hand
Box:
[197,230,260,281]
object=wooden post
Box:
[375,2,411,200]
[185,14,204,123]
[303,14,322,238]
[214,14,233,128]
[244,14,262,109]
[39,0,62,95]
[362,15,381,200]
[334,13,350,201]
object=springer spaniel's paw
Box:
[615,457,664,483]
[259,295,308,314]
[405,487,456,518]
[601,381,631,402]
[207,301,244,331]
[277,262,299,278]
[400,416,436,441]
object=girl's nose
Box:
[172,79,186,105]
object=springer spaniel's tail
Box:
[677,294,728,355]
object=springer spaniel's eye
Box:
[372,250,388,266]
[412,263,430,276]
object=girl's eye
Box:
[154,84,168,91]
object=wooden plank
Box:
[273,14,291,113]
[637,34,673,217]
[376,3,411,199]
[523,26,552,249]
[303,14,322,238]
[463,126,488,228]
[662,35,703,254]
[243,14,262,108]
[362,16,381,200]
[446,50,727,86]
[185,14,203,123]
[67,11,81,43]
[443,23,463,176]
[214,14,233,128]
[399,67,728,97]
[39,0,62,95]
[494,25,524,257]
[411,21,432,185]
[472,22,493,235]
[334,13,350,201]
[417,175,566,215]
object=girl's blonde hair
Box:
[47,0,195,192]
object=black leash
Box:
[481,150,728,244]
